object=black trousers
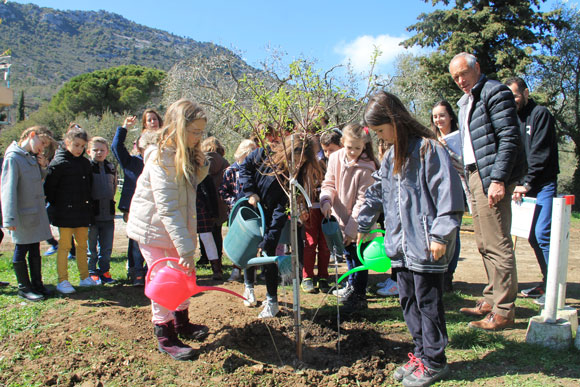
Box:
[395,268,447,369]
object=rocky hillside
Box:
[0,2,251,108]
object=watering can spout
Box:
[335,230,392,286]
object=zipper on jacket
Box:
[397,174,410,267]
[422,215,430,259]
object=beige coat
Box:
[320,148,376,239]
[127,146,208,259]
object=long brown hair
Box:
[430,100,458,138]
[364,91,435,174]
[157,99,206,183]
[268,134,325,201]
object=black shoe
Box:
[13,261,44,301]
[341,293,368,314]
[197,257,210,266]
[29,254,52,297]
[318,278,331,293]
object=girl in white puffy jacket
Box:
[127,99,209,361]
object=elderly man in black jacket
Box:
[449,52,526,331]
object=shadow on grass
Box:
[448,330,580,381]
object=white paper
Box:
[442,131,461,156]
[510,197,537,238]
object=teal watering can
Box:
[224,197,292,276]
[336,230,391,285]
[145,257,246,311]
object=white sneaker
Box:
[243,286,257,307]
[79,276,99,287]
[377,279,399,296]
[332,282,353,297]
[56,280,76,294]
[258,300,279,318]
[228,268,241,282]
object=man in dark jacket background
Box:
[506,77,559,306]
[449,52,526,331]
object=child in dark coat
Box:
[44,125,96,294]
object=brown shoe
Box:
[468,312,514,331]
[459,299,493,317]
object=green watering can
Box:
[336,229,391,285]
[223,197,292,276]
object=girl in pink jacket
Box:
[320,123,378,314]
[127,99,209,361]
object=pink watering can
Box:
[145,257,246,310]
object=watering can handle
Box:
[145,257,181,287]
[357,229,386,264]
[229,197,266,234]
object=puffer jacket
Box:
[457,75,526,194]
[126,146,209,259]
[358,137,464,273]
[320,148,376,239]
[1,142,52,244]
[44,147,93,228]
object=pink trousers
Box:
[139,245,190,324]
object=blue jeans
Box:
[528,181,557,284]
[127,238,147,278]
[345,243,368,296]
[88,220,115,275]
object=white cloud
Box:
[335,34,419,73]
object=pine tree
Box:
[17,91,24,122]
[402,0,563,103]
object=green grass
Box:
[0,251,579,386]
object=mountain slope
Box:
[0,2,251,107]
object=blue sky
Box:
[10,0,572,76]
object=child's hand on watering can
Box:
[321,201,332,218]
[430,241,446,261]
[357,232,370,245]
[178,255,195,271]
[343,235,355,246]
[248,194,260,207]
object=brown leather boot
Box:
[210,259,223,281]
[459,299,493,317]
[468,312,514,331]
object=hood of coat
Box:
[206,151,229,175]
[5,141,37,166]
[52,147,86,163]
[336,148,376,173]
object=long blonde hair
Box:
[156,99,206,183]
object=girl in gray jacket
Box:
[1,126,56,301]
[359,92,463,387]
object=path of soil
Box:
[0,218,579,386]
